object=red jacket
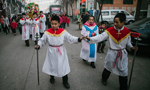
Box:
[62,16,67,23]
[10,22,17,29]
[66,18,70,24]
[0,18,3,24]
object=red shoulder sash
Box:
[45,28,66,37]
[105,27,131,44]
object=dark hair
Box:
[114,13,126,23]
[33,12,37,15]
[86,11,89,13]
[88,15,94,20]
[40,11,43,13]
[101,21,106,25]
[51,15,60,23]
[22,13,26,15]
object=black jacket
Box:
[82,14,89,24]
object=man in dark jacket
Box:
[82,11,90,24]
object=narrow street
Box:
[0,23,150,90]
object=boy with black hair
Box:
[35,15,84,89]
[97,21,107,53]
[85,13,138,90]
[20,13,30,47]
[30,12,39,45]
[39,11,46,37]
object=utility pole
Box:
[94,0,97,22]
[135,0,142,21]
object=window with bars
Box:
[100,0,113,4]
[123,0,133,4]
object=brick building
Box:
[101,0,137,13]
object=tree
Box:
[68,0,75,22]
[96,0,104,23]
[135,0,142,21]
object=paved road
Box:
[0,23,150,90]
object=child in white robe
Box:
[86,13,138,90]
[35,15,83,89]
[20,13,30,47]
[30,12,39,45]
[80,16,99,68]
[39,11,46,37]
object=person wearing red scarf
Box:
[30,12,39,45]
[20,13,30,47]
[80,16,99,68]
[85,13,138,90]
[35,15,84,89]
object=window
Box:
[123,0,133,4]
[111,11,119,15]
[100,0,113,4]
[121,11,129,16]
[102,11,109,16]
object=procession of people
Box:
[0,11,138,90]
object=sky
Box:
[26,0,57,13]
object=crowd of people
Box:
[0,11,138,90]
[34,12,138,90]
[46,12,70,29]
[0,11,70,47]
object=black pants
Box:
[19,28,22,34]
[25,40,30,46]
[97,41,106,52]
[4,25,10,34]
[48,23,51,29]
[59,24,63,28]
[67,23,69,27]
[12,29,16,33]
[50,75,68,83]
[102,68,128,90]
[63,23,66,28]
[40,33,44,37]
[1,24,4,31]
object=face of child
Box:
[88,17,94,25]
[101,24,106,28]
[33,14,37,18]
[51,20,60,30]
[114,17,124,29]
[40,13,43,16]
[22,15,26,19]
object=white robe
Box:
[3,17,9,27]
[80,25,99,62]
[29,18,32,35]
[39,14,46,33]
[30,18,40,41]
[38,30,79,77]
[20,18,30,40]
[90,26,133,76]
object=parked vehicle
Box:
[49,5,61,14]
[131,10,147,20]
[99,9,134,24]
[126,18,150,46]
